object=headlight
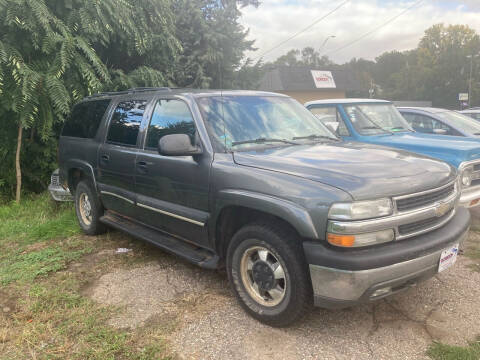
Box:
[328,198,393,220]
[461,167,473,187]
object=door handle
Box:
[137,161,148,173]
[100,154,110,164]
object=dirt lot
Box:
[2,197,479,359]
[83,229,480,360]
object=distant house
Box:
[259,66,361,104]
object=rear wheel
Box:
[227,222,312,327]
[74,180,106,235]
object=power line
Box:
[325,0,425,57]
[251,0,349,62]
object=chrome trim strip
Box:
[328,192,457,238]
[100,191,134,204]
[393,179,456,201]
[459,159,480,170]
[396,208,455,240]
[137,202,205,227]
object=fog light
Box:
[371,287,391,298]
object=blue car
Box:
[398,107,480,138]
[305,99,480,208]
[460,108,480,121]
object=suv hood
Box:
[233,142,456,200]
[369,133,480,168]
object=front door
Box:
[97,99,147,217]
[135,98,211,247]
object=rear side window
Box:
[107,100,147,146]
[145,99,196,149]
[62,99,111,138]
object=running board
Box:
[100,211,219,269]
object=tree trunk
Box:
[15,123,23,203]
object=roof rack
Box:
[127,87,171,93]
[86,87,171,99]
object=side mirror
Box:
[158,134,203,156]
[433,128,447,135]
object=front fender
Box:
[213,189,319,240]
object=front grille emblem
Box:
[434,201,451,217]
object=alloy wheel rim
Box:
[79,192,92,226]
[239,245,287,307]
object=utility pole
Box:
[467,54,479,107]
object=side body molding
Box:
[214,189,319,240]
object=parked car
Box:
[59,89,470,326]
[305,99,480,208]
[398,107,480,137]
[460,108,480,121]
[48,168,73,201]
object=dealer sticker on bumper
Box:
[438,243,459,273]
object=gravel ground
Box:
[86,230,480,360]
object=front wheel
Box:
[74,180,106,235]
[227,222,312,327]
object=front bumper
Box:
[305,207,470,309]
[48,184,73,202]
[460,185,480,208]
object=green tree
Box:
[0,0,179,201]
[371,24,480,108]
[273,47,333,67]
[0,0,109,202]
[172,0,257,88]
[418,24,480,108]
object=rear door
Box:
[97,98,148,217]
[134,96,212,247]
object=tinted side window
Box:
[107,100,146,146]
[62,99,111,138]
[145,99,196,149]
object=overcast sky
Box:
[238,0,480,64]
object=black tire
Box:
[74,180,106,235]
[227,222,312,327]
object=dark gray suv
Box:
[58,88,470,326]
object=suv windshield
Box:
[196,95,337,150]
[344,104,412,135]
[436,111,480,135]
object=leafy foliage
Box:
[172,0,257,88]
[0,0,257,199]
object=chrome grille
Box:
[393,180,458,240]
[398,209,454,235]
[395,183,455,212]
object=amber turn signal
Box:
[327,233,355,247]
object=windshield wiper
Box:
[292,134,339,141]
[390,126,414,132]
[231,138,298,146]
[361,126,393,135]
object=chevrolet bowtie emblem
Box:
[435,202,451,217]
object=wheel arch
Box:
[212,190,319,261]
[64,160,97,194]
